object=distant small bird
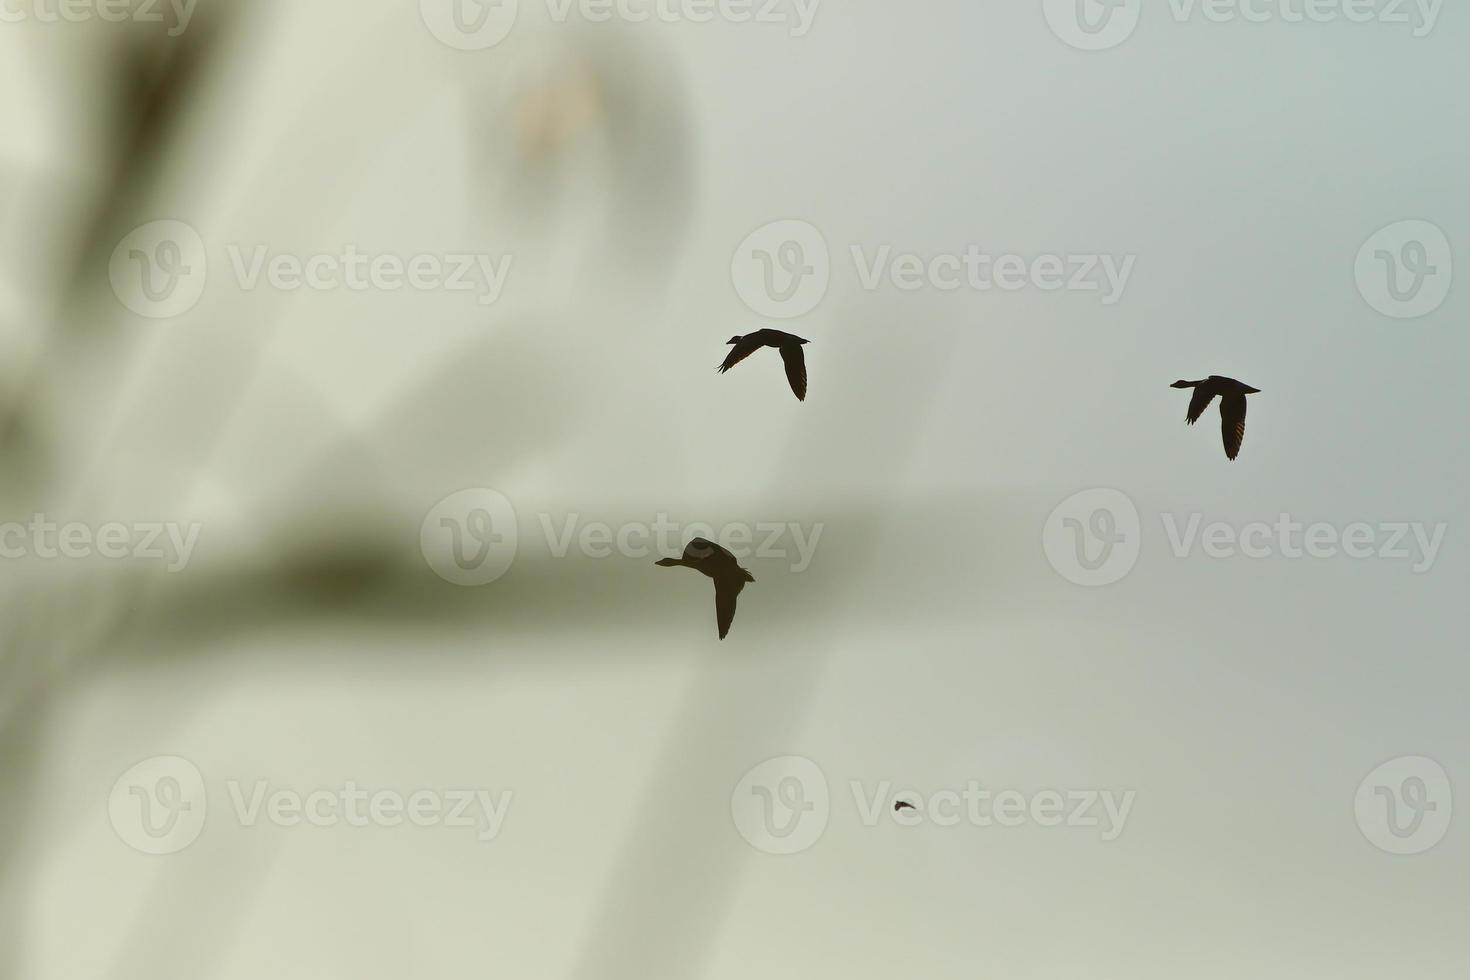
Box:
[1170,376,1262,460]
[894,800,917,812]
[718,329,810,401]
[655,537,755,640]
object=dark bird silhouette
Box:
[1171,376,1261,461]
[894,800,917,812]
[655,537,755,640]
[718,329,810,401]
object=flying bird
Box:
[894,800,917,812]
[1171,376,1261,460]
[655,537,755,640]
[718,329,810,401]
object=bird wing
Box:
[684,537,721,561]
[718,337,762,374]
[1220,393,1247,460]
[779,345,807,401]
[1186,386,1217,425]
[713,575,746,640]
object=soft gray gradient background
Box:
[1,1,1465,978]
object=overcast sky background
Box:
[2,1,1466,978]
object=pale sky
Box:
[2,2,1465,978]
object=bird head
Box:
[1170,380,1193,389]
[726,336,743,345]
[1243,384,1262,394]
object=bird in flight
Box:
[894,800,917,812]
[655,537,755,640]
[1171,376,1262,461]
[718,329,811,401]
